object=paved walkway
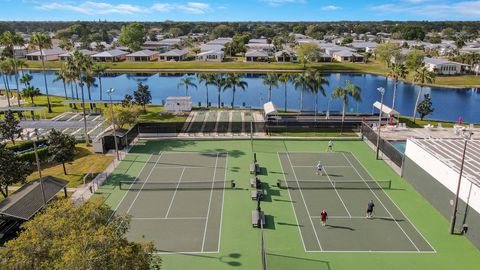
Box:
[378,126,480,141]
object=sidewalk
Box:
[71,139,136,204]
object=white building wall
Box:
[406,139,480,213]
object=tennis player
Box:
[316,161,324,175]
[366,200,375,218]
[320,209,328,226]
[327,140,333,152]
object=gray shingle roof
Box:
[92,49,129,58]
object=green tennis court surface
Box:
[278,151,434,252]
[99,139,480,270]
[113,151,228,253]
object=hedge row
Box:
[17,147,50,163]
[7,139,49,153]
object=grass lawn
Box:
[399,116,468,128]
[27,144,114,188]
[269,131,359,137]
[99,139,480,270]
[137,105,187,123]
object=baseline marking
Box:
[132,217,207,220]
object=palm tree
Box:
[82,73,96,102]
[304,69,329,116]
[0,59,13,107]
[223,73,248,108]
[212,74,225,108]
[1,31,25,108]
[29,32,53,112]
[292,72,308,111]
[262,73,279,102]
[278,73,292,112]
[412,66,436,123]
[92,64,106,100]
[387,63,408,111]
[197,73,215,108]
[177,76,197,96]
[22,85,41,105]
[54,68,69,100]
[332,80,362,132]
[20,73,33,88]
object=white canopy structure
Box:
[263,102,277,116]
[164,96,192,113]
[373,101,400,117]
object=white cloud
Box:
[320,5,341,11]
[37,1,213,15]
[261,0,306,7]
[369,1,480,19]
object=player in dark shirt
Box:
[366,200,375,218]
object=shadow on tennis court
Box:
[266,253,331,270]
[175,252,243,267]
[277,221,303,227]
[326,224,355,231]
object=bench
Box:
[250,163,261,175]
[250,178,262,189]
[251,190,264,200]
[251,210,265,227]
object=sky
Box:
[0,0,479,21]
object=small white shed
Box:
[164,96,192,113]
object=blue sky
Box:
[0,0,479,21]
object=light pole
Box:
[450,131,473,234]
[107,88,120,161]
[29,129,46,204]
[376,87,385,160]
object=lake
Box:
[3,71,479,123]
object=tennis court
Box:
[277,151,435,253]
[113,151,229,253]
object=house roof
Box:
[424,57,465,66]
[332,50,358,57]
[92,49,129,58]
[246,43,274,50]
[158,38,182,46]
[197,50,224,56]
[26,48,66,56]
[274,50,296,57]
[0,176,68,220]
[248,38,268,44]
[207,38,232,46]
[245,50,270,57]
[59,49,97,57]
[350,42,379,49]
[200,44,224,52]
[159,49,188,56]
[127,50,159,57]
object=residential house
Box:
[350,41,379,53]
[126,50,159,62]
[275,50,297,62]
[59,49,97,61]
[92,49,129,62]
[159,49,188,61]
[332,50,364,62]
[196,50,224,62]
[141,41,164,50]
[200,44,224,52]
[0,45,30,58]
[207,38,232,46]
[245,50,270,62]
[424,57,467,75]
[25,48,66,61]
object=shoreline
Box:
[21,65,479,89]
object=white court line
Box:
[108,153,153,222]
[201,152,219,252]
[323,167,352,218]
[132,217,207,220]
[293,165,351,168]
[349,152,436,253]
[310,215,393,219]
[217,152,228,253]
[304,250,437,254]
[164,167,186,218]
[153,166,226,169]
[342,152,420,252]
[285,152,324,251]
[277,152,308,252]
[126,152,164,214]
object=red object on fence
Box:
[458,116,463,125]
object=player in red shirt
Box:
[320,209,328,226]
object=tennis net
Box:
[119,180,236,190]
[277,179,391,190]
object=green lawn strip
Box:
[100,139,480,270]
[137,105,187,123]
[26,144,114,188]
